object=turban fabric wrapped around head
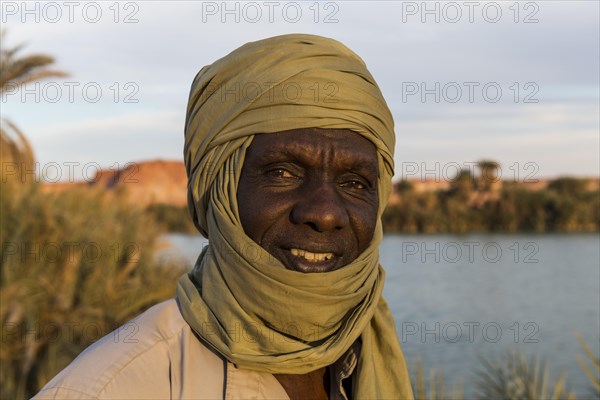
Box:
[176,34,413,399]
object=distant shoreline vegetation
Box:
[383,168,600,234]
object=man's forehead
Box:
[250,128,377,154]
[246,128,378,170]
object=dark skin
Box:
[236,128,380,399]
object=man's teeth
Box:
[290,248,334,262]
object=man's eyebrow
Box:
[333,147,380,177]
[252,147,303,163]
[346,160,379,177]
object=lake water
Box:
[157,233,600,397]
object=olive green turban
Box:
[177,34,413,399]
[183,33,396,237]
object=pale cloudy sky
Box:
[2,0,598,181]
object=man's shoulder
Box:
[33,298,224,399]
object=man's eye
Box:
[341,179,367,190]
[268,168,296,179]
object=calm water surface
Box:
[158,233,600,397]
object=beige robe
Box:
[33,299,289,399]
[32,299,358,400]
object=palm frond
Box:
[0,31,68,92]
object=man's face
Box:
[237,128,379,273]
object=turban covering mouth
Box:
[177,34,413,399]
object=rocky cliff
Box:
[42,160,188,207]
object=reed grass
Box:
[576,332,600,398]
[411,358,464,400]
[475,350,576,400]
[1,157,186,399]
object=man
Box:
[34,34,413,399]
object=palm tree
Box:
[477,159,500,192]
[449,168,474,199]
[0,30,68,185]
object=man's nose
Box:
[290,182,349,232]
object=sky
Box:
[1,0,599,182]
